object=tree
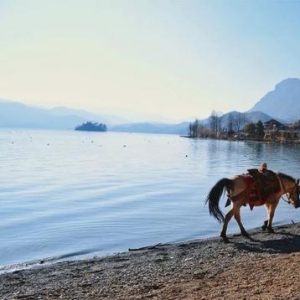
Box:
[244,123,256,136]
[227,113,234,137]
[188,119,210,138]
[188,122,193,137]
[256,120,264,139]
[232,113,248,138]
[209,110,222,138]
[193,119,199,137]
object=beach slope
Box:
[2,223,300,299]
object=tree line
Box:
[188,111,264,140]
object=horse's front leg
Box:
[264,200,279,233]
[220,209,234,243]
[262,220,268,231]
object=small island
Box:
[75,121,107,132]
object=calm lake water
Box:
[1,129,300,272]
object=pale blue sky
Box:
[1,0,300,121]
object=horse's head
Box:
[287,178,300,208]
[278,173,300,208]
[295,179,300,208]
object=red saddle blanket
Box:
[239,174,265,210]
[226,170,281,210]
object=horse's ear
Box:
[297,179,300,185]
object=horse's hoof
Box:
[221,234,229,243]
[267,227,274,233]
[262,221,268,231]
[242,232,250,239]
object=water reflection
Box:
[190,138,300,178]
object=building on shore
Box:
[263,119,300,143]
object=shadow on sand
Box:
[231,226,300,255]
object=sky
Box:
[1,0,300,122]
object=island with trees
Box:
[75,121,107,132]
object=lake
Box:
[1,129,300,272]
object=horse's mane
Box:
[277,172,295,182]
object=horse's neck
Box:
[277,174,284,195]
[278,175,292,195]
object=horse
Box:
[205,171,300,243]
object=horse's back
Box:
[229,174,250,196]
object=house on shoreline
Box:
[187,117,300,144]
[263,119,300,143]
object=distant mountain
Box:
[49,106,128,125]
[109,111,275,136]
[0,101,77,129]
[0,99,191,134]
[248,78,300,122]
[110,122,190,135]
[0,99,283,134]
[0,100,124,129]
[1,77,300,134]
[221,110,280,125]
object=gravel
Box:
[2,222,300,299]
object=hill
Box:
[108,112,276,135]
[248,78,300,122]
[109,122,190,135]
[209,110,274,127]
[49,106,127,125]
[0,101,82,129]
[0,100,124,130]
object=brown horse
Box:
[206,172,300,243]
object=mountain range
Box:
[248,78,300,122]
[0,100,127,129]
[1,78,300,134]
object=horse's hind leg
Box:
[220,209,234,243]
[234,207,250,238]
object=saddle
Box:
[246,169,280,209]
[225,169,280,210]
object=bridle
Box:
[278,175,300,205]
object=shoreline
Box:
[0,227,260,276]
[2,222,300,299]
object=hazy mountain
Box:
[1,77,299,134]
[110,122,190,135]
[248,78,300,122]
[220,110,278,125]
[108,111,275,135]
[99,107,181,124]
[0,100,123,129]
[49,106,128,125]
[0,99,281,134]
[0,99,191,134]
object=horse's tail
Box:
[205,178,233,223]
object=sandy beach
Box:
[1,222,300,299]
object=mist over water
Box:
[1,129,300,270]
